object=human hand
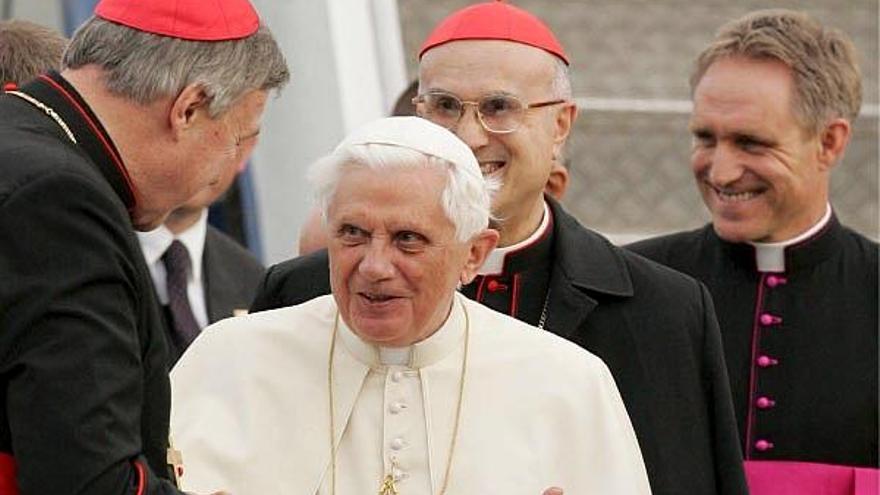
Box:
[543,487,563,495]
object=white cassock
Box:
[170,293,652,494]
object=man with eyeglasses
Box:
[250,3,747,494]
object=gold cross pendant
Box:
[166,443,184,488]
[378,473,399,495]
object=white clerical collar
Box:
[749,203,832,272]
[136,209,208,281]
[479,201,551,276]
[338,293,466,369]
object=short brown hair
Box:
[0,20,66,84]
[691,9,862,133]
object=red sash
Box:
[0,453,19,495]
[0,453,147,494]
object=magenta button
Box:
[755,439,774,452]
[760,313,782,326]
[757,355,779,368]
[756,397,776,409]
[766,275,788,288]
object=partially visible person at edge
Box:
[628,9,877,495]
[137,155,265,367]
[250,2,748,494]
[0,0,289,492]
[171,116,651,495]
[0,19,66,86]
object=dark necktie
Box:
[162,240,201,351]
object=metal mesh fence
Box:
[398,0,879,240]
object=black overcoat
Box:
[251,198,749,495]
[629,219,878,468]
[0,74,182,493]
[203,225,265,324]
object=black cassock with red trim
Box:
[0,72,180,494]
[460,207,554,328]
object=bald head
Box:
[416,39,576,246]
[420,40,565,100]
[298,206,328,256]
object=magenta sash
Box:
[746,460,879,495]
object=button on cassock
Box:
[487,279,507,292]
[759,313,782,326]
[755,439,774,452]
[756,355,778,368]
[765,275,787,288]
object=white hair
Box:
[309,143,496,242]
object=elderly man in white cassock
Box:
[170,116,652,495]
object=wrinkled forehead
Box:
[419,39,558,98]
[327,165,457,235]
[690,56,801,128]
[328,163,446,212]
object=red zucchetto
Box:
[94,0,260,41]
[419,0,569,65]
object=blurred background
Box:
[6,0,877,262]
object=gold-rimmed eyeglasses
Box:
[412,91,566,134]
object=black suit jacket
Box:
[251,198,748,495]
[203,225,265,324]
[160,225,264,365]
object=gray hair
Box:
[63,17,289,117]
[691,9,862,133]
[550,57,572,100]
[0,19,66,84]
[310,143,495,243]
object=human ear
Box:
[544,161,570,200]
[817,118,851,171]
[459,229,500,285]
[169,83,211,139]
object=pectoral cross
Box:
[166,443,184,488]
[378,473,399,495]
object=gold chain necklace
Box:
[6,90,77,144]
[328,301,470,495]
[537,287,551,330]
